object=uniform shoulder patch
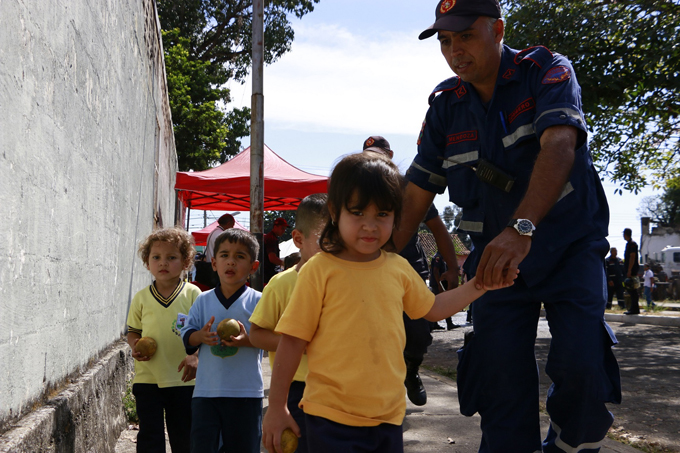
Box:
[542,65,571,84]
[514,45,553,69]
[428,76,462,105]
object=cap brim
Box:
[364,147,394,158]
[418,15,479,40]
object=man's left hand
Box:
[475,228,531,289]
[440,268,460,290]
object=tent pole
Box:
[186,207,191,231]
[250,0,265,291]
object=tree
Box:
[638,177,680,227]
[157,0,320,170]
[502,0,680,193]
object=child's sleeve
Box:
[180,295,204,354]
[249,282,283,331]
[402,263,436,320]
[275,267,321,342]
[126,291,143,336]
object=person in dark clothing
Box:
[605,247,625,309]
[429,252,457,329]
[623,228,640,314]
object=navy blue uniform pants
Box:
[457,238,621,452]
[190,397,262,453]
[304,414,403,453]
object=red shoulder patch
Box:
[455,85,467,99]
[417,121,426,146]
[502,69,515,80]
[542,66,571,85]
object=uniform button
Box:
[560,114,566,119]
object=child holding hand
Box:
[262,153,516,453]
[126,227,201,453]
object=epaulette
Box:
[513,45,554,69]
[428,76,464,105]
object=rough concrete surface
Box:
[0,341,134,453]
[0,0,176,433]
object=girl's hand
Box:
[262,405,300,453]
[131,338,151,362]
[221,321,248,347]
[178,354,198,382]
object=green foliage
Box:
[637,176,680,226]
[122,380,138,424]
[158,0,320,171]
[501,0,680,192]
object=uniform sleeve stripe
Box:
[502,124,535,148]
[442,151,479,169]
[409,162,448,188]
[534,108,583,127]
[459,220,484,233]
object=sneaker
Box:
[405,369,427,406]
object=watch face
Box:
[517,219,533,234]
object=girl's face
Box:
[334,199,395,262]
[147,241,185,285]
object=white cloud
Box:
[228,24,452,135]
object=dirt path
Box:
[423,315,680,452]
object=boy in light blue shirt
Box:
[181,229,263,453]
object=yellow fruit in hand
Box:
[135,337,157,358]
[281,428,298,453]
[216,318,240,341]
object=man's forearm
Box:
[513,126,576,226]
[392,182,435,252]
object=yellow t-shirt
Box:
[249,267,309,382]
[127,281,201,388]
[276,250,435,427]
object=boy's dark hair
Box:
[623,228,632,237]
[295,193,328,236]
[284,252,302,270]
[321,153,403,254]
[214,228,260,262]
[138,227,195,269]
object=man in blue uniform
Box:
[393,0,621,451]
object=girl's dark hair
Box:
[320,152,403,254]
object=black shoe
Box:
[431,323,445,331]
[447,324,460,330]
[405,369,427,406]
[624,311,640,315]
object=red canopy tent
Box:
[175,144,329,212]
[191,219,248,246]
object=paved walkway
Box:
[115,309,680,452]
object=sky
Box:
[187,0,661,254]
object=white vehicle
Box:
[658,246,680,299]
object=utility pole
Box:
[250,0,265,290]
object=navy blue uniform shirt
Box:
[407,45,609,286]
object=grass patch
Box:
[122,380,138,424]
[422,365,457,380]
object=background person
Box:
[263,218,290,284]
[643,263,656,310]
[605,247,625,309]
[393,0,621,450]
[363,135,460,406]
[623,228,641,315]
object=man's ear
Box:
[494,18,505,43]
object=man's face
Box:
[273,224,287,237]
[611,248,617,258]
[437,17,503,89]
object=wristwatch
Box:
[507,218,536,237]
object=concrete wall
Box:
[0,0,177,437]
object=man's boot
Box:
[404,357,426,406]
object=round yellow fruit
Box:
[135,337,157,358]
[216,318,240,341]
[280,428,298,453]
